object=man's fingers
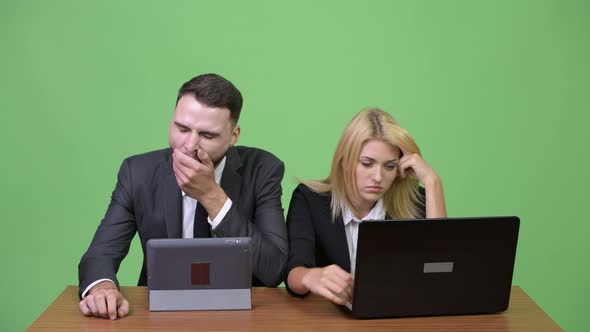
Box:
[106,292,118,320]
[94,293,109,318]
[172,160,189,183]
[173,149,209,179]
[79,300,91,316]
[85,295,99,316]
[79,291,128,320]
[118,297,130,318]
[197,149,213,168]
[172,152,192,175]
[174,149,201,168]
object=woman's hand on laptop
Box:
[301,265,353,305]
[79,281,130,320]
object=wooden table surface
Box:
[28,285,563,331]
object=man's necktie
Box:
[193,202,211,238]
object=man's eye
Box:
[179,128,189,133]
[201,134,213,139]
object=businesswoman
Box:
[285,108,447,305]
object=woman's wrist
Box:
[289,266,313,295]
[422,173,442,189]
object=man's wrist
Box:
[200,185,228,219]
[82,279,116,298]
[89,280,118,295]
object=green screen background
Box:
[1,1,588,330]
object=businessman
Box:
[78,73,288,320]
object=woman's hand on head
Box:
[398,153,441,187]
[399,152,447,218]
[301,265,353,306]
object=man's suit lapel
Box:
[220,147,242,201]
[163,149,182,238]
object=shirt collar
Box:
[181,156,227,197]
[342,199,385,226]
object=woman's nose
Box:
[373,167,383,183]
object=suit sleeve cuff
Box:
[81,279,116,298]
[208,197,232,230]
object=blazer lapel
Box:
[220,147,242,201]
[163,149,182,238]
[333,216,352,273]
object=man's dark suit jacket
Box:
[78,146,288,297]
[284,183,425,294]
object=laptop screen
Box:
[351,216,519,318]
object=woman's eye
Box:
[386,164,397,170]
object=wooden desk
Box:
[28,286,562,331]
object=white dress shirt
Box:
[82,156,232,298]
[342,199,385,276]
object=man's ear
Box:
[231,125,240,146]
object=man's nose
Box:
[184,133,199,151]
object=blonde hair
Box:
[302,108,423,220]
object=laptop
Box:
[146,237,252,311]
[349,216,520,319]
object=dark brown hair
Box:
[177,73,243,125]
